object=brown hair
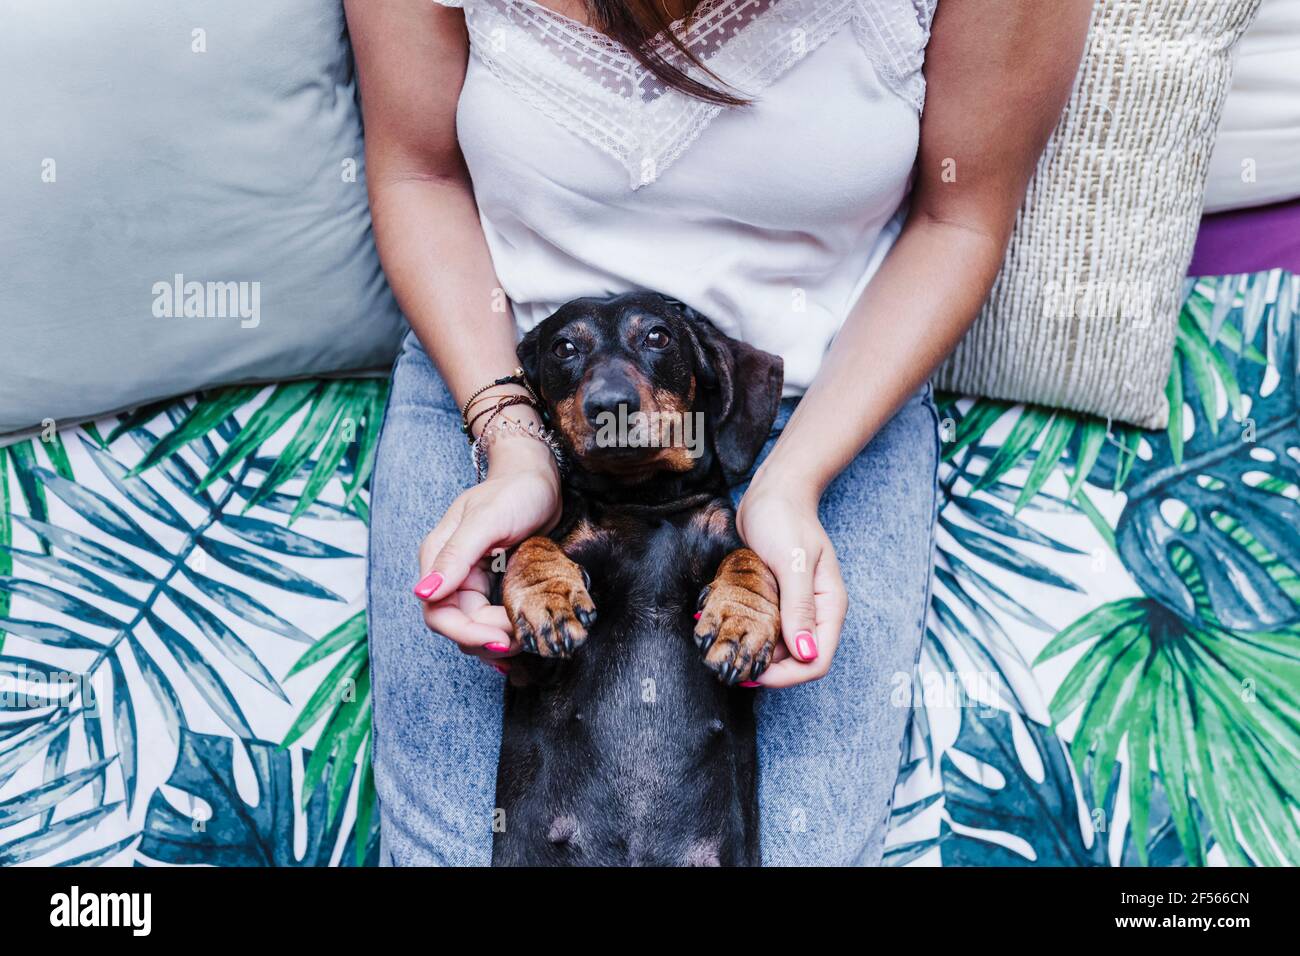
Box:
[586,0,749,106]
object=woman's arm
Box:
[739,0,1094,687]
[349,0,535,412]
[346,0,561,658]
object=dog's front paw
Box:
[502,537,596,658]
[694,548,780,685]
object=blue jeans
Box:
[367,331,940,865]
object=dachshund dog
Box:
[492,291,784,867]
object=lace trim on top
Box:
[445,0,936,189]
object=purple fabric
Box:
[1189,198,1300,276]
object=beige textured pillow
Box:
[934,0,1263,430]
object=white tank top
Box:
[434,0,937,394]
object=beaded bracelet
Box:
[470,416,566,483]
[459,367,542,441]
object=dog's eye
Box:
[551,338,577,360]
[644,327,671,350]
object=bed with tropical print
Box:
[1,269,1296,868]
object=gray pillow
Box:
[0,0,404,436]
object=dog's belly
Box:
[492,613,760,867]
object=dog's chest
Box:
[588,512,713,613]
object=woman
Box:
[351,0,1091,865]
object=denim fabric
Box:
[367,331,940,865]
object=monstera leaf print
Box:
[1044,276,1300,866]
[1040,550,1300,866]
[1117,773,1208,867]
[939,707,1103,866]
[1116,288,1299,629]
[5,269,1296,869]
[0,382,381,866]
[138,729,357,867]
[888,271,1299,868]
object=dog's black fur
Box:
[491,292,784,867]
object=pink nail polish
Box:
[740,681,762,688]
[795,630,818,661]
[413,571,443,599]
[484,642,510,653]
[693,611,701,620]
[491,662,510,675]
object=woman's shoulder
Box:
[844,0,939,113]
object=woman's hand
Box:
[735,478,847,689]
[413,434,562,667]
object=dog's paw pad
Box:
[694,583,779,685]
[503,541,595,659]
[510,584,595,658]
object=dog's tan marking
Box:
[631,371,656,416]
[694,548,780,684]
[687,502,734,578]
[689,500,732,538]
[561,518,605,551]
[503,537,596,658]
[553,395,592,454]
[647,384,697,472]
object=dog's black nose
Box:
[583,372,641,425]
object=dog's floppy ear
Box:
[680,304,784,482]
[516,322,544,393]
